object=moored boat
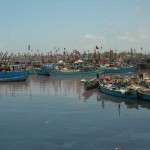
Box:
[0,70,29,82]
[99,82,137,99]
[36,67,50,76]
[84,78,99,90]
[99,65,136,73]
[48,69,104,77]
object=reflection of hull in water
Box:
[101,92,150,110]
[82,89,99,100]
[82,89,139,111]
[82,88,121,102]
[137,100,150,110]
[99,92,124,103]
[0,79,30,95]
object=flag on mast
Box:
[96,45,99,49]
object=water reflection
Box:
[0,79,30,96]
[0,75,150,111]
[82,86,150,111]
[0,75,84,98]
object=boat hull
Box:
[48,70,102,77]
[0,70,29,82]
[100,66,136,73]
[99,83,137,99]
[36,67,50,76]
[84,80,99,90]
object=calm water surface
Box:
[0,74,150,150]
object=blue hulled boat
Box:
[0,70,29,82]
[99,65,136,73]
[99,82,137,99]
[36,67,50,76]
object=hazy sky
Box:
[0,0,149,54]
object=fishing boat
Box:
[138,88,150,101]
[0,70,29,82]
[99,82,137,99]
[99,65,136,73]
[84,78,99,90]
[36,67,50,76]
[48,69,104,77]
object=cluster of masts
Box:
[0,49,150,66]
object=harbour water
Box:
[0,74,150,150]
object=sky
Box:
[0,0,150,54]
